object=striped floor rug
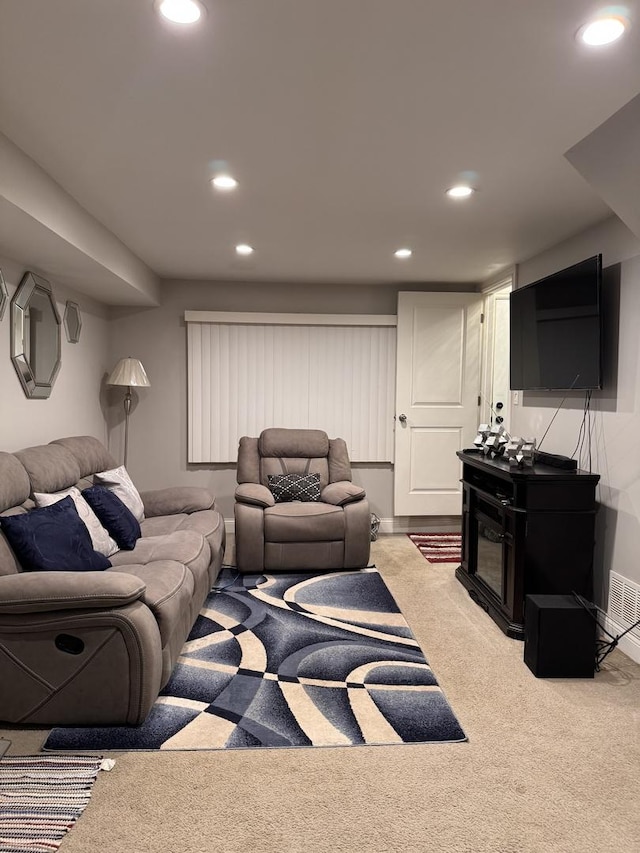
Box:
[408,532,462,563]
[0,755,104,852]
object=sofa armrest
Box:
[343,498,371,568]
[235,483,275,508]
[140,486,215,518]
[0,599,163,726]
[234,502,266,572]
[0,571,146,614]
[321,481,366,506]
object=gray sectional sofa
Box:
[0,435,225,726]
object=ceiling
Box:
[1,0,640,303]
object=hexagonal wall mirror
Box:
[0,268,7,321]
[11,272,62,399]
[64,300,82,343]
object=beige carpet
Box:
[3,534,640,853]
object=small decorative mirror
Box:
[0,268,7,321]
[64,300,82,343]
[11,272,62,399]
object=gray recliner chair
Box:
[234,428,371,572]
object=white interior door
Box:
[394,292,483,516]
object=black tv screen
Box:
[509,255,602,391]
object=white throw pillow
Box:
[94,465,145,522]
[34,487,119,558]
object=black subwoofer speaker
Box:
[524,594,596,678]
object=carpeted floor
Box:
[44,568,465,751]
[0,755,105,852]
[408,531,462,563]
[3,534,640,853]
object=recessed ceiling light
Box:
[155,0,204,25]
[446,185,475,199]
[578,14,629,45]
[235,244,254,256]
[394,248,413,259]
[211,175,238,191]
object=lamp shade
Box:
[107,357,150,388]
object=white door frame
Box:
[479,275,513,430]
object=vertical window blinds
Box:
[185,312,397,463]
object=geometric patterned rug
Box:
[407,532,462,563]
[0,755,105,852]
[44,568,466,751]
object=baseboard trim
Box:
[378,517,462,534]
[604,616,640,665]
[225,517,461,536]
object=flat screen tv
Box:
[509,254,602,391]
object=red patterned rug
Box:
[408,532,462,563]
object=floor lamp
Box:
[107,357,150,467]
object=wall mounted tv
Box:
[509,254,602,391]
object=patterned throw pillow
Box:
[267,473,321,503]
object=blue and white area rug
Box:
[44,568,466,751]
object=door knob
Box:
[495,401,504,410]
[398,414,407,424]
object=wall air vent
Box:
[608,571,640,639]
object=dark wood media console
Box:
[455,451,600,640]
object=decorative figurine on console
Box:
[473,423,509,458]
[505,436,536,468]
[473,424,491,449]
[484,424,509,458]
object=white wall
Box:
[0,254,111,451]
[512,216,640,609]
[107,279,475,522]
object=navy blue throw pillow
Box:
[82,485,141,550]
[0,495,111,572]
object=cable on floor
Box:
[211,566,240,592]
[572,590,640,670]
